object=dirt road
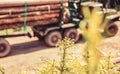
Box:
[0,37,62,74]
[0,22,120,74]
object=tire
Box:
[45,31,62,47]
[104,22,118,37]
[63,28,79,43]
[0,39,11,57]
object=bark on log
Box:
[0,0,68,8]
[0,16,69,30]
[0,0,69,30]
[0,5,59,15]
[0,18,69,30]
[0,4,67,15]
[0,13,59,25]
[0,10,60,19]
[0,18,59,30]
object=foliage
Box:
[32,37,120,74]
[33,35,120,74]
[18,71,28,74]
[80,5,107,74]
[0,66,5,74]
[33,59,58,74]
[56,37,75,74]
[98,52,120,74]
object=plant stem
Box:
[60,48,66,74]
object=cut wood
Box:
[0,0,68,8]
[0,4,67,15]
[0,0,69,30]
[0,17,69,30]
[0,10,60,19]
[0,18,59,30]
[0,13,59,25]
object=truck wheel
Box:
[64,28,79,43]
[104,22,118,37]
[45,31,62,47]
[0,39,11,57]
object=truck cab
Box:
[80,1,119,37]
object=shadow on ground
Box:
[7,35,84,57]
[9,40,48,56]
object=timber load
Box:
[0,0,68,30]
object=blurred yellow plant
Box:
[18,71,28,74]
[0,66,5,74]
[80,6,109,74]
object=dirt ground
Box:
[0,21,120,74]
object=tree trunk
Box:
[0,10,60,19]
[0,4,67,15]
[0,13,59,25]
[0,0,68,8]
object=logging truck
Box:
[0,0,119,57]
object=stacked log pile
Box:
[0,0,68,30]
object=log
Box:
[0,10,60,19]
[0,0,69,30]
[0,4,67,15]
[0,13,59,25]
[0,17,69,30]
[0,0,68,8]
